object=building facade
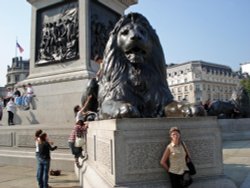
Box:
[167,61,241,104]
[241,62,250,75]
[6,57,29,88]
[0,87,5,98]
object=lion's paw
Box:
[100,101,140,119]
[115,103,140,118]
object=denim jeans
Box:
[26,96,33,107]
[37,157,50,188]
[36,152,40,184]
[68,142,83,158]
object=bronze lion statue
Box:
[97,13,173,119]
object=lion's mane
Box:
[98,13,173,119]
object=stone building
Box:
[0,87,5,98]
[6,57,29,88]
[167,60,241,103]
[241,62,250,75]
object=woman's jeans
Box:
[37,157,50,188]
[68,142,83,158]
[36,152,40,183]
[169,172,185,188]
[7,111,14,125]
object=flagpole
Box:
[15,37,17,58]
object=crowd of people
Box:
[0,83,35,126]
[3,83,35,110]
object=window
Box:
[196,97,201,101]
[178,96,182,101]
[207,94,211,100]
[195,84,200,90]
[184,86,188,91]
[15,75,20,82]
[189,85,193,90]
[195,74,200,78]
[184,95,188,101]
[184,78,188,83]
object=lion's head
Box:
[98,13,173,119]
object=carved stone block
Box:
[81,117,236,188]
[17,134,34,147]
[0,133,13,147]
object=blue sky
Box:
[0,0,250,86]
[126,0,250,69]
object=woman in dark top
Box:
[38,132,57,188]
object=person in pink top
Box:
[68,120,88,167]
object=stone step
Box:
[0,147,75,171]
[0,123,75,171]
[0,104,75,126]
[1,107,42,126]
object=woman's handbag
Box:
[186,159,196,175]
[181,171,193,187]
[74,136,85,147]
[182,141,197,175]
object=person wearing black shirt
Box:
[38,132,57,188]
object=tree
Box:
[240,78,250,96]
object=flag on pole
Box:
[16,42,24,53]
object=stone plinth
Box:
[77,117,236,188]
[218,118,250,141]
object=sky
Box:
[0,0,250,86]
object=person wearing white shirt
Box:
[4,88,13,107]
[26,83,35,110]
[6,98,16,125]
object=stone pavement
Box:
[0,164,80,188]
[223,140,250,188]
[0,140,250,188]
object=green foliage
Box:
[240,78,250,95]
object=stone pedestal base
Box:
[76,117,236,188]
[15,70,92,125]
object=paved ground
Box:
[0,140,250,188]
[223,140,250,188]
[0,164,80,188]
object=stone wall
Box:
[0,125,70,149]
[78,117,236,188]
[218,118,250,141]
[0,124,74,170]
